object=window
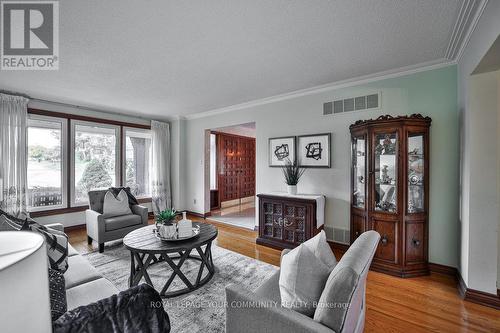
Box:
[71,122,119,205]
[124,128,152,198]
[27,115,67,210]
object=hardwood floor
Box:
[66,216,500,333]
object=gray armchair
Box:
[225,230,380,333]
[86,190,149,253]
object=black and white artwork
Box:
[269,136,296,167]
[297,133,331,168]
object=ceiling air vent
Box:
[323,92,380,116]
[323,102,333,115]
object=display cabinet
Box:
[350,114,431,277]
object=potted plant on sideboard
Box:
[281,159,306,195]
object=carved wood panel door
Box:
[218,134,240,202]
[238,138,256,198]
[217,134,256,203]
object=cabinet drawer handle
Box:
[284,218,293,227]
[412,238,421,247]
[381,235,388,246]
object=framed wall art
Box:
[297,133,331,168]
[269,136,296,167]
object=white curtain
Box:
[0,94,29,216]
[151,120,172,214]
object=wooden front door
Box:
[217,133,256,203]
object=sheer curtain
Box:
[0,93,29,216]
[151,120,172,214]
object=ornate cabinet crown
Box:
[350,114,431,277]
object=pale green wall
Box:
[180,65,459,267]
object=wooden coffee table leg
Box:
[132,252,155,287]
[129,251,136,287]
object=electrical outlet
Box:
[193,198,197,205]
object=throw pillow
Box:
[48,268,67,321]
[28,222,69,273]
[302,230,337,270]
[0,210,70,273]
[108,187,139,206]
[279,244,331,317]
[0,214,23,231]
[103,189,132,218]
[313,266,360,332]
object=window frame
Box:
[27,114,68,212]
[27,108,152,217]
[122,126,153,199]
[70,120,121,207]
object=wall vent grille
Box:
[324,92,380,116]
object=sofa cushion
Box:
[104,214,141,232]
[255,270,281,303]
[66,278,119,310]
[279,244,330,317]
[302,230,337,270]
[313,266,359,332]
[103,190,132,218]
[65,255,102,289]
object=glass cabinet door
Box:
[352,136,366,209]
[407,133,425,213]
[374,132,398,213]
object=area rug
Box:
[83,241,278,332]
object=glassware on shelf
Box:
[374,133,397,212]
[352,136,366,208]
[407,134,424,213]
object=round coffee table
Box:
[123,222,218,297]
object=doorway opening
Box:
[206,122,256,229]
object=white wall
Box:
[179,65,459,267]
[457,0,500,291]
[465,71,499,294]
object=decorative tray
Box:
[154,226,200,242]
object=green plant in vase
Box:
[155,208,178,229]
[280,159,306,195]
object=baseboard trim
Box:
[428,262,457,277]
[456,270,500,309]
[186,211,211,218]
[63,223,86,232]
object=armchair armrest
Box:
[45,223,64,233]
[131,205,149,226]
[280,248,291,266]
[225,284,334,333]
[85,209,105,242]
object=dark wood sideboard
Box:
[256,194,323,250]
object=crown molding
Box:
[184,59,455,120]
[446,0,489,61]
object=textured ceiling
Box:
[0,0,465,118]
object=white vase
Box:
[287,185,297,195]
